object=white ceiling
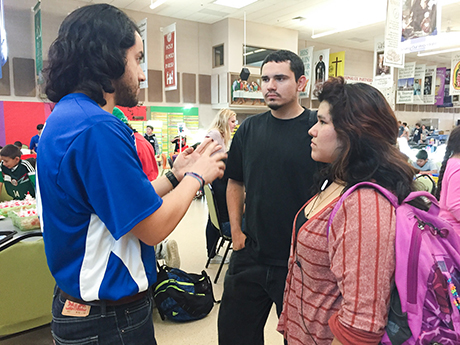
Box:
[7,0,460,63]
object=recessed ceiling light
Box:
[214,0,257,9]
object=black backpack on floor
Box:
[152,264,217,322]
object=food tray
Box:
[8,210,40,231]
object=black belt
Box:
[59,288,148,307]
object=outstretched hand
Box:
[172,138,226,183]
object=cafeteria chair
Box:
[204,184,232,284]
[0,232,55,337]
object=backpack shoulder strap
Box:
[326,182,398,237]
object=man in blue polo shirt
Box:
[37,5,225,344]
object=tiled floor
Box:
[0,198,283,345]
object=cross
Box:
[331,56,343,77]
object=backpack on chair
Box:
[327,182,460,345]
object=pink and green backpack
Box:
[327,182,460,344]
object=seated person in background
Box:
[171,135,188,153]
[29,124,44,154]
[14,141,31,155]
[412,149,438,175]
[0,144,36,200]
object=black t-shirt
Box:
[226,109,319,266]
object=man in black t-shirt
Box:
[218,50,319,345]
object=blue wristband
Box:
[184,172,205,190]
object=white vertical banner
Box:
[372,38,394,89]
[423,65,436,104]
[164,23,177,91]
[450,53,460,96]
[384,0,405,68]
[138,18,148,89]
[299,46,314,99]
[312,49,330,100]
[413,64,425,104]
[396,61,416,104]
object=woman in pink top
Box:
[437,126,460,234]
[278,77,418,344]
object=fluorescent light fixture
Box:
[214,0,257,9]
[311,19,385,39]
[254,49,266,53]
[311,28,341,39]
[417,47,460,57]
[150,0,167,10]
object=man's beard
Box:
[113,76,138,108]
[267,102,282,110]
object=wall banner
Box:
[372,38,394,89]
[435,67,446,106]
[384,0,405,68]
[164,23,177,91]
[312,49,330,100]
[396,61,416,104]
[441,68,453,107]
[423,65,436,104]
[450,53,460,96]
[413,64,425,104]
[138,18,148,89]
[299,46,314,99]
[399,0,441,54]
[328,51,345,78]
[33,1,43,84]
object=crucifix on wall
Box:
[328,52,345,78]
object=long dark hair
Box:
[435,126,460,200]
[45,4,139,106]
[316,77,417,203]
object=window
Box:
[213,44,224,68]
[243,45,278,68]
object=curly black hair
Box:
[45,4,139,106]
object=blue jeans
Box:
[51,287,157,345]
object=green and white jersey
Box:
[0,160,36,200]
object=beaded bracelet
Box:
[184,172,205,190]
